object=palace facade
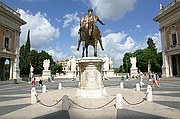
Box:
[154,0,180,77]
[0,2,26,80]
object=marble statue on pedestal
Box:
[130,57,138,78]
[42,59,51,80]
[103,55,114,78]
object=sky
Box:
[1,0,172,67]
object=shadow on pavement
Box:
[33,110,70,119]
[153,92,180,97]
[0,104,31,116]
[0,96,29,102]
[116,109,169,119]
[154,101,180,110]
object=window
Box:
[4,37,9,49]
[168,25,178,48]
[3,30,12,51]
[172,33,177,46]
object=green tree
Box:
[36,50,54,74]
[120,37,162,73]
[147,37,157,52]
[51,63,63,74]
[119,65,125,73]
[29,50,38,74]
[19,29,31,75]
[123,52,133,73]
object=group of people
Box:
[137,71,160,88]
[151,72,160,88]
[31,75,43,86]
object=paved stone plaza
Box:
[0,77,180,119]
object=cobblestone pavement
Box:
[0,77,180,119]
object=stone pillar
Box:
[169,56,173,77]
[136,83,140,91]
[161,27,169,77]
[146,85,153,101]
[62,95,70,111]
[120,82,124,89]
[42,85,46,93]
[116,93,123,109]
[13,32,20,80]
[9,59,14,80]
[58,83,62,90]
[31,87,37,104]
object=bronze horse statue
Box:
[77,21,104,57]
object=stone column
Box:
[161,27,169,77]
[9,59,14,80]
[13,31,20,80]
[169,56,173,77]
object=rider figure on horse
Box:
[77,8,105,51]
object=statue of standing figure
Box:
[77,8,105,57]
[43,59,50,71]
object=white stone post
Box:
[146,85,153,101]
[116,93,123,109]
[120,82,124,89]
[136,83,140,91]
[31,87,37,104]
[58,83,62,90]
[42,85,46,93]
[62,95,70,111]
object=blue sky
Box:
[1,0,172,67]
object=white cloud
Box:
[89,0,137,20]
[104,29,113,34]
[146,32,162,52]
[136,24,141,29]
[19,9,60,49]
[70,24,80,39]
[45,47,68,61]
[63,12,80,28]
[63,12,80,39]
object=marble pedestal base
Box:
[42,70,51,80]
[130,68,138,78]
[76,57,108,98]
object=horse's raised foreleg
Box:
[77,38,81,51]
[94,43,97,57]
[82,47,85,58]
[99,37,104,51]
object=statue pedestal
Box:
[76,57,107,98]
[103,70,114,78]
[42,70,51,80]
[130,68,138,78]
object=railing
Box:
[0,1,20,17]
[160,0,180,14]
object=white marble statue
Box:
[130,57,137,68]
[30,64,34,72]
[70,56,76,71]
[109,58,113,69]
[103,55,109,71]
[43,59,50,71]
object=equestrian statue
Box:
[77,8,105,57]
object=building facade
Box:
[0,2,26,80]
[154,0,180,77]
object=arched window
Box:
[168,25,178,48]
[3,30,12,51]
